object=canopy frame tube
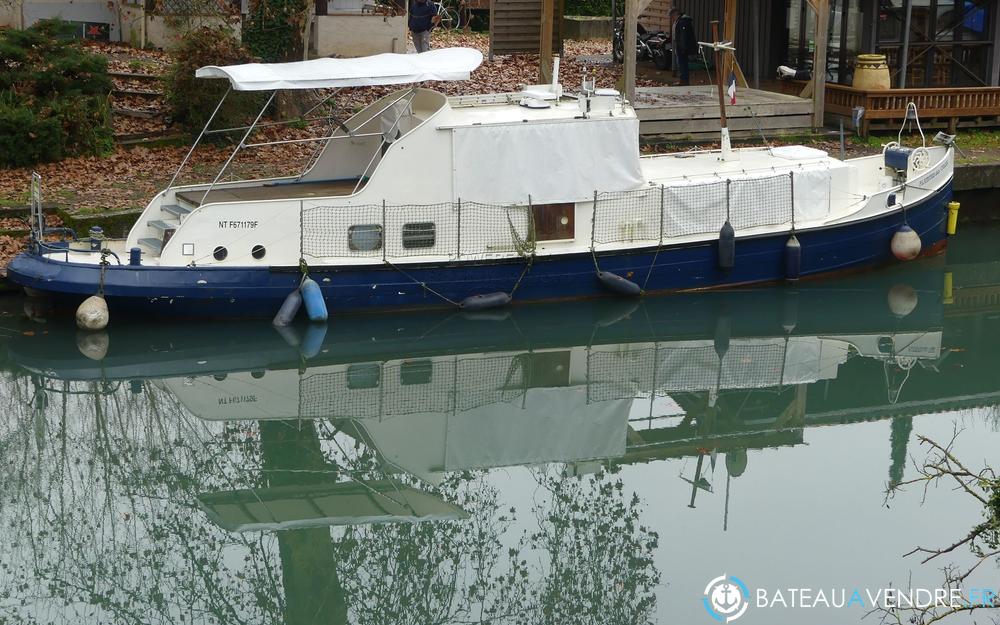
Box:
[352,87,417,195]
[166,86,231,195]
[200,90,277,206]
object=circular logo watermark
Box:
[703,574,750,622]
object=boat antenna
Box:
[699,22,737,161]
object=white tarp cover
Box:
[453,117,644,204]
[792,166,832,222]
[196,47,484,91]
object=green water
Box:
[1,228,999,625]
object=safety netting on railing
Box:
[383,202,458,259]
[301,170,803,261]
[594,187,662,245]
[297,353,533,420]
[594,173,795,245]
[302,203,385,259]
[585,341,791,402]
[458,202,534,259]
[729,174,794,231]
[663,179,728,239]
[302,201,534,261]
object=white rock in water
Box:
[76,331,109,360]
[76,295,109,331]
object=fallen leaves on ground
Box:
[0,33,647,215]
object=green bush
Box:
[0,101,64,166]
[565,0,611,17]
[165,26,267,135]
[243,0,309,62]
[0,19,114,167]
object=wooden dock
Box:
[635,86,813,139]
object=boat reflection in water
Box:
[4,256,998,624]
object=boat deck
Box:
[176,179,361,206]
[635,86,813,139]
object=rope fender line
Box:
[383,259,460,307]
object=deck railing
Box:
[300,171,808,263]
[823,84,1000,136]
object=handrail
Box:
[166,86,231,194]
[200,91,277,206]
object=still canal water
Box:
[1,227,999,625]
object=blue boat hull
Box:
[7,181,951,318]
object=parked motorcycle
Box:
[613,20,670,70]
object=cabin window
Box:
[402,222,436,249]
[400,359,433,385]
[347,363,381,389]
[251,245,266,260]
[348,224,383,252]
[531,203,575,241]
[213,246,228,261]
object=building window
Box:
[348,224,383,252]
[402,222,436,249]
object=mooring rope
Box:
[383,260,460,306]
[98,249,110,296]
[510,254,535,297]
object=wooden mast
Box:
[707,20,735,160]
[711,20,727,129]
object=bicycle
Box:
[434,1,460,31]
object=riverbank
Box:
[4,29,1000,270]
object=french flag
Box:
[727,71,737,105]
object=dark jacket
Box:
[409,0,437,32]
[674,14,697,56]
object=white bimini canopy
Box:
[195,47,484,91]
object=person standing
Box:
[409,0,439,53]
[670,8,696,86]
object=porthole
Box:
[213,246,228,261]
[402,222,436,249]
[348,224,383,252]
[251,244,266,260]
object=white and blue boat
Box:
[8,47,955,318]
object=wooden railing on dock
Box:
[824,84,1000,136]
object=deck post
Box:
[812,0,829,128]
[722,0,747,87]
[899,0,912,88]
[488,0,495,61]
[624,0,638,103]
[752,0,760,89]
[539,0,554,83]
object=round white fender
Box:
[891,225,922,261]
[76,330,110,360]
[76,295,109,331]
[887,284,919,318]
